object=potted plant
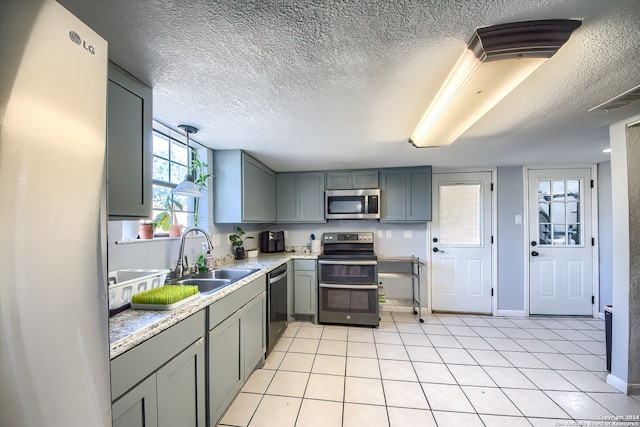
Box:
[138,221,154,239]
[190,150,212,227]
[229,226,254,260]
[153,195,184,237]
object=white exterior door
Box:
[528,168,593,315]
[431,172,493,314]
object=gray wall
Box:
[598,161,613,313]
[496,166,525,312]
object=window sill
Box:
[115,235,202,245]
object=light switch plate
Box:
[404,231,412,238]
[515,214,523,224]
[284,230,288,238]
[377,230,383,238]
[385,230,392,238]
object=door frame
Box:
[523,165,600,317]
[428,167,498,316]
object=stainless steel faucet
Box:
[175,227,215,278]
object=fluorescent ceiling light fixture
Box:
[410,19,581,148]
[173,125,202,198]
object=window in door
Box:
[439,182,483,246]
[537,179,582,246]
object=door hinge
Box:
[491,183,494,191]
[592,295,595,304]
[591,179,594,188]
[592,237,595,246]
[491,236,494,244]
[491,288,494,297]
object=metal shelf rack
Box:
[377,256,425,323]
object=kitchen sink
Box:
[192,268,259,282]
[171,278,232,294]
[169,268,259,295]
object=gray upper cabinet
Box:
[276,172,325,223]
[107,62,152,220]
[380,167,432,222]
[213,150,276,223]
[326,170,379,189]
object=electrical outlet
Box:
[284,230,288,238]
[377,230,383,238]
[404,231,412,238]
[385,230,392,238]
[212,234,221,246]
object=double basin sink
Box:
[169,268,259,295]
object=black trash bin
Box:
[605,305,612,372]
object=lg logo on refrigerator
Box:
[69,31,95,55]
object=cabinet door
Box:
[353,170,379,189]
[406,168,432,221]
[243,155,276,222]
[299,173,325,222]
[243,291,266,376]
[294,270,316,315]
[209,312,243,425]
[276,173,299,222]
[326,172,353,189]
[380,169,407,221]
[107,63,152,219]
[112,375,158,427]
[157,338,206,427]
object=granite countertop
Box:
[109,252,317,360]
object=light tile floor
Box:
[217,312,640,427]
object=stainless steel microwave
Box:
[326,189,380,219]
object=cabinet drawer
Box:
[111,310,205,400]
[294,259,316,271]
[208,275,266,330]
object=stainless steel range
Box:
[317,232,379,327]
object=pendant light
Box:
[172,125,202,198]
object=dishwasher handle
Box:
[269,271,288,284]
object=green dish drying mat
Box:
[130,285,199,310]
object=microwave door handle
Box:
[318,260,378,266]
[319,283,379,290]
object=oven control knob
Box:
[346,315,351,320]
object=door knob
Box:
[433,247,440,253]
[531,251,539,257]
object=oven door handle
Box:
[319,283,379,290]
[318,260,378,266]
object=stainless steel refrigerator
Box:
[0,1,112,426]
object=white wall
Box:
[608,112,640,392]
[598,161,613,313]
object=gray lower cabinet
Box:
[293,260,317,321]
[111,311,206,427]
[208,276,266,425]
[276,172,325,222]
[380,167,432,221]
[107,62,152,220]
[112,375,157,427]
[213,150,276,223]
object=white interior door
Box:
[528,168,593,315]
[431,172,493,314]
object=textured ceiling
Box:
[58,0,640,171]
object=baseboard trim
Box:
[597,311,605,320]
[607,373,628,393]
[496,309,526,317]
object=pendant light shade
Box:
[173,125,202,198]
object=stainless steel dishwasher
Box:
[266,263,288,355]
